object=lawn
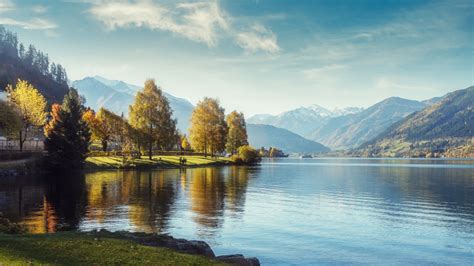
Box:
[85,155,233,170]
[0,232,222,265]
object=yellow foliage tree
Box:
[225,111,248,155]
[83,107,129,152]
[7,80,47,151]
[181,134,191,151]
[189,97,228,156]
[129,79,177,159]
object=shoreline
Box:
[0,228,260,265]
[0,155,244,176]
[84,155,240,170]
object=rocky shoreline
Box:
[87,230,260,265]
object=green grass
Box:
[85,155,233,170]
[0,232,222,265]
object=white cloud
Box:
[89,0,229,46]
[0,1,56,31]
[236,24,280,54]
[89,0,280,53]
[32,5,48,14]
[0,17,57,30]
[0,0,14,12]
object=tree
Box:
[82,107,126,152]
[129,79,177,159]
[181,134,191,151]
[44,89,91,169]
[225,111,248,155]
[83,108,109,152]
[189,97,228,156]
[0,101,22,138]
[7,80,47,151]
[235,145,260,164]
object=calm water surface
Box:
[1,158,473,265]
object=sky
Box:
[0,0,472,116]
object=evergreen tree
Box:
[44,89,91,169]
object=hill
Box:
[72,76,194,133]
[247,124,329,154]
[248,105,362,137]
[310,97,426,150]
[0,26,69,103]
[359,86,474,157]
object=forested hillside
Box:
[310,97,426,149]
[0,26,69,102]
[359,87,474,157]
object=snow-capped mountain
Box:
[247,105,364,137]
[72,76,194,134]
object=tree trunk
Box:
[102,140,108,152]
[19,130,26,152]
[148,139,153,160]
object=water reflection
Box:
[0,166,254,234]
[0,159,473,264]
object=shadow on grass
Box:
[0,233,220,265]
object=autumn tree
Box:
[236,145,260,164]
[44,89,91,169]
[0,101,22,138]
[6,80,47,151]
[181,134,191,151]
[189,97,228,156]
[129,79,177,159]
[83,107,126,152]
[83,108,109,152]
[225,111,248,155]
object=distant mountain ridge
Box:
[310,97,427,150]
[72,76,194,133]
[248,105,363,137]
[359,86,474,157]
[247,124,329,154]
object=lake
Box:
[1,158,473,265]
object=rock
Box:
[89,230,258,263]
[216,254,260,266]
[188,240,216,257]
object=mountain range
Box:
[310,97,428,150]
[248,105,363,137]
[247,124,329,153]
[248,96,446,150]
[72,76,194,133]
[359,87,473,157]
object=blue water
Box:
[0,158,473,264]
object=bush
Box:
[0,217,27,234]
[233,145,261,164]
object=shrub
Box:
[0,217,27,234]
[234,145,261,164]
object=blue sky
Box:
[0,0,472,115]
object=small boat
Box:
[299,154,312,159]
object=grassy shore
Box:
[85,155,234,170]
[0,232,222,265]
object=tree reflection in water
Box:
[0,166,254,234]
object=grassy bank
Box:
[0,232,222,265]
[85,155,234,170]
